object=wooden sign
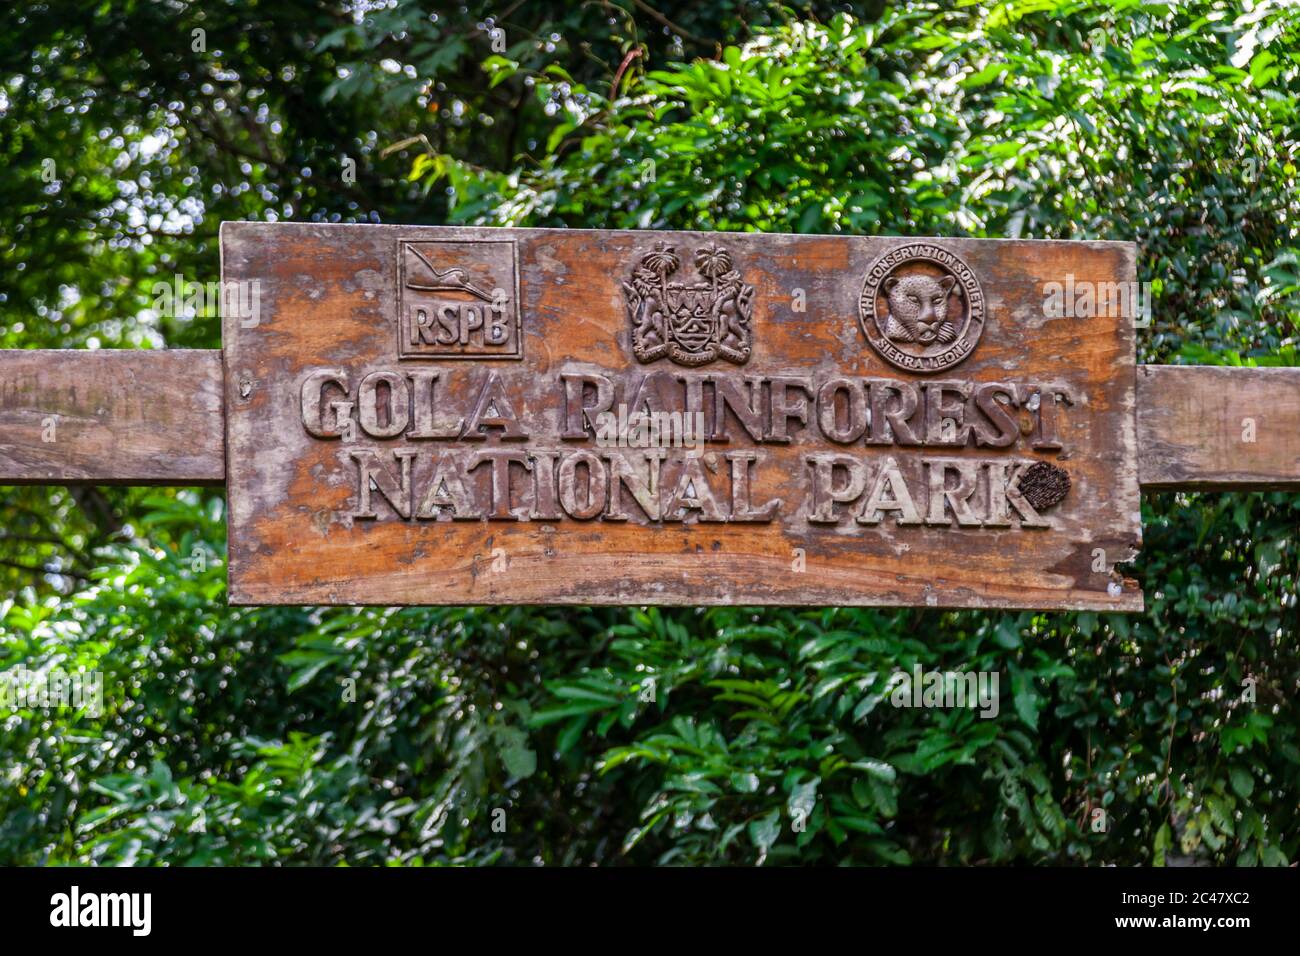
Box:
[219,223,1142,609]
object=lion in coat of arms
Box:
[623,241,754,366]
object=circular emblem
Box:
[858,244,985,374]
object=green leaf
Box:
[1229,768,1254,800]
[748,810,781,860]
[849,759,897,784]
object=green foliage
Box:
[1,0,1297,866]
[3,492,1295,864]
[441,3,1300,365]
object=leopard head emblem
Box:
[882,273,959,346]
[859,245,985,373]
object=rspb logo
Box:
[398,239,521,360]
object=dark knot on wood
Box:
[1018,461,1071,511]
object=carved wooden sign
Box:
[220,223,1142,609]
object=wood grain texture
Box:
[0,349,225,485]
[2,355,1291,496]
[1137,364,1300,490]
[221,222,1143,610]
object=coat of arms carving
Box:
[623,241,754,366]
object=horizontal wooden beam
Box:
[0,349,225,485]
[1,352,1297,491]
[1136,365,1300,491]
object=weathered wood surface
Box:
[221,223,1143,610]
[3,355,1290,494]
[0,349,224,485]
[1136,365,1300,490]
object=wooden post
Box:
[0,349,224,485]
[1136,365,1300,490]
[4,352,1295,490]
[1,225,1297,609]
